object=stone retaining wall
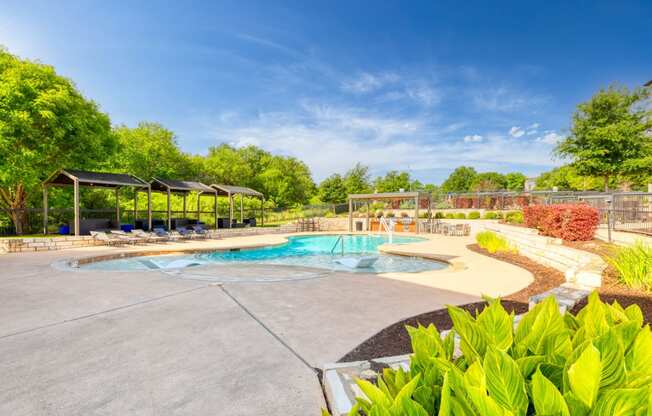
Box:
[482,222,605,288]
[0,225,297,254]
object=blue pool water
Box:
[81,235,446,273]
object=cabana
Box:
[43,169,151,236]
[210,184,265,228]
[347,191,432,234]
[149,178,218,230]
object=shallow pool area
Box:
[80,234,447,273]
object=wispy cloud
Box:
[235,33,300,57]
[537,131,564,144]
[509,126,525,138]
[341,72,400,94]
[472,87,546,112]
[463,134,483,142]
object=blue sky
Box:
[2,1,650,184]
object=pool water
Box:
[81,235,447,273]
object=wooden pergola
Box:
[347,191,432,234]
[150,178,218,230]
[43,169,151,236]
[210,184,265,227]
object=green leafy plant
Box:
[476,231,515,254]
[483,211,499,219]
[468,211,481,219]
[455,213,467,219]
[330,293,652,415]
[445,213,456,219]
[434,212,444,219]
[505,211,524,224]
[606,240,652,291]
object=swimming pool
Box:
[80,234,447,273]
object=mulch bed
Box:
[564,240,652,323]
[339,245,565,362]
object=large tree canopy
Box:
[373,170,413,193]
[555,85,652,191]
[112,122,194,180]
[0,47,115,233]
[441,166,477,193]
[343,163,371,195]
[318,174,347,204]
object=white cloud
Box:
[463,134,483,143]
[509,126,525,138]
[537,131,564,145]
[528,123,540,129]
[472,87,545,112]
[341,72,400,94]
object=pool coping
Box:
[56,233,455,274]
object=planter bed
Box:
[339,244,565,362]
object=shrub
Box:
[454,212,466,219]
[418,212,429,219]
[375,210,384,218]
[524,204,599,241]
[445,213,456,219]
[483,211,498,219]
[386,211,395,218]
[335,293,651,416]
[434,212,444,219]
[505,211,524,224]
[523,205,547,228]
[467,211,481,219]
[606,240,652,291]
[476,231,514,253]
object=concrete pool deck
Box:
[0,232,532,415]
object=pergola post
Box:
[196,192,202,222]
[115,188,120,227]
[414,194,419,234]
[167,187,172,230]
[73,178,80,236]
[147,186,152,231]
[183,194,187,219]
[214,193,218,229]
[366,201,370,232]
[348,198,353,232]
[261,197,265,226]
[240,195,244,222]
[134,188,138,226]
[228,192,233,228]
[42,185,48,235]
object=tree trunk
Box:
[604,175,610,193]
[0,183,29,235]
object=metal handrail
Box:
[330,235,344,256]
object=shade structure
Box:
[347,191,432,234]
[150,178,218,230]
[42,169,151,236]
[210,184,265,227]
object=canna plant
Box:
[335,293,652,415]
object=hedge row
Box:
[523,204,599,241]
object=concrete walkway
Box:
[0,232,531,415]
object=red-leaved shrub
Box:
[523,204,599,241]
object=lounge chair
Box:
[190,225,210,239]
[90,231,129,246]
[132,229,168,243]
[177,228,197,239]
[111,230,147,244]
[153,228,182,241]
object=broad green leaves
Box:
[347,293,651,416]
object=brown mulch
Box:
[564,240,652,323]
[339,245,565,362]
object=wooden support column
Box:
[228,192,233,228]
[167,187,172,230]
[366,201,370,232]
[348,198,353,232]
[214,193,218,229]
[261,197,265,226]
[115,188,120,227]
[73,179,80,236]
[183,194,187,219]
[147,186,152,231]
[414,195,420,234]
[134,188,138,226]
[196,192,202,222]
[42,185,48,235]
[240,195,244,222]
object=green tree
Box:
[258,156,315,207]
[555,85,652,191]
[0,48,116,234]
[441,166,477,193]
[343,163,371,195]
[535,165,605,191]
[318,174,347,204]
[471,172,506,191]
[113,122,194,180]
[505,172,527,191]
[373,170,412,192]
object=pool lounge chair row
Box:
[90,225,214,246]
